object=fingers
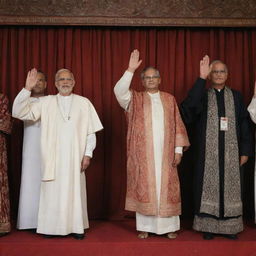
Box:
[172,160,178,168]
[130,49,140,63]
[25,68,38,91]
[131,49,139,59]
[172,159,180,167]
[204,55,209,64]
[240,156,248,166]
[200,55,209,66]
[81,156,90,172]
[172,154,182,167]
[27,68,38,82]
[81,165,88,172]
[128,49,142,73]
[200,55,210,79]
[81,163,89,172]
[28,68,37,77]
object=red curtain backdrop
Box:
[1,26,256,222]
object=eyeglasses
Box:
[143,76,160,80]
[211,70,227,75]
[58,78,73,81]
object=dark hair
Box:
[37,70,47,81]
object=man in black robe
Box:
[181,55,252,240]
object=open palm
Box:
[128,49,142,73]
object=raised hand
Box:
[127,49,142,73]
[25,68,38,91]
[200,55,211,79]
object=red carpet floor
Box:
[1,220,256,256]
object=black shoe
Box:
[72,233,85,240]
[224,234,238,240]
[0,232,9,237]
[27,229,37,234]
[43,234,56,239]
[203,232,214,240]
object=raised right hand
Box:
[25,68,38,91]
[200,55,211,79]
[127,49,142,73]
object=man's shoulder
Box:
[230,88,241,94]
[72,94,92,105]
[229,88,243,99]
[160,91,175,100]
[160,90,173,96]
[73,93,89,101]
[225,88,245,106]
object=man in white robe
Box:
[17,71,47,230]
[247,80,256,223]
[114,50,189,239]
[13,68,103,239]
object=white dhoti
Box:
[136,92,179,234]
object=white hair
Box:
[55,68,74,81]
[210,60,228,72]
[140,66,160,79]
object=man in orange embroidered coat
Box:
[114,49,190,239]
[0,93,12,236]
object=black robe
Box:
[180,78,253,221]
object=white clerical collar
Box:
[58,93,73,99]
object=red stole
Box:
[125,90,189,217]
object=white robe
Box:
[17,97,42,229]
[114,71,182,234]
[13,89,103,235]
[247,97,256,223]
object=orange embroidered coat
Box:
[125,90,190,217]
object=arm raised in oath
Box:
[12,68,42,121]
[114,49,142,110]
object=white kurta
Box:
[247,97,256,223]
[114,71,181,234]
[17,97,42,229]
[13,89,103,235]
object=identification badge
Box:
[220,117,228,131]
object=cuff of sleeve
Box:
[124,70,134,79]
[22,88,32,95]
[85,151,93,158]
[175,147,183,154]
